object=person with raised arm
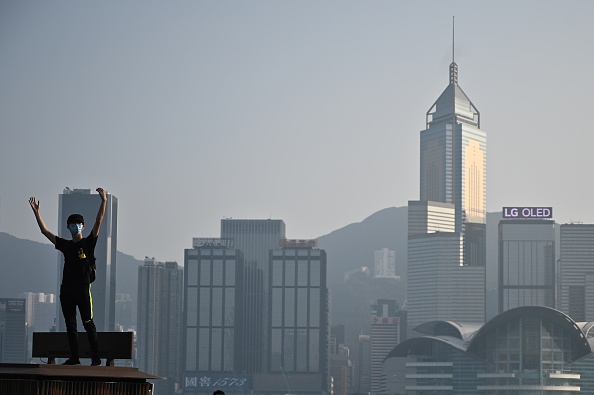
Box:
[29,188,107,366]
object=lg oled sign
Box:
[502,207,553,219]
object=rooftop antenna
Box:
[452,16,455,63]
[450,16,458,85]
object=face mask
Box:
[69,223,83,235]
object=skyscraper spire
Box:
[450,16,458,85]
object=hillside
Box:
[0,232,144,298]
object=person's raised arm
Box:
[29,197,57,245]
[92,188,107,238]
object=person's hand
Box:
[97,188,107,202]
[29,197,40,213]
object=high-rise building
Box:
[182,238,250,394]
[407,201,485,333]
[137,258,183,395]
[373,248,397,279]
[370,300,401,394]
[0,298,27,363]
[354,334,371,395]
[19,292,56,359]
[267,241,329,393]
[498,219,555,313]
[57,188,117,332]
[419,60,486,234]
[221,219,285,373]
[407,44,487,333]
[560,224,594,321]
[20,292,56,333]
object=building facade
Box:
[182,240,249,394]
[0,298,27,363]
[354,334,371,395]
[498,219,556,314]
[370,300,402,394]
[560,223,594,321]
[57,187,118,332]
[265,243,329,394]
[407,201,485,333]
[137,258,183,394]
[221,219,286,374]
[407,52,487,336]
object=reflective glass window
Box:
[271,329,282,372]
[310,288,320,327]
[298,260,308,286]
[186,287,198,326]
[309,329,319,371]
[186,328,197,370]
[296,328,307,372]
[297,288,308,326]
[310,261,320,286]
[187,259,198,286]
[212,288,223,326]
[285,288,295,327]
[284,329,295,371]
[199,288,210,326]
[224,288,235,326]
[225,261,235,286]
[272,261,283,286]
[200,261,211,286]
[286,261,295,286]
[211,328,222,370]
[213,260,224,286]
[198,328,210,370]
[224,328,234,370]
[272,288,283,326]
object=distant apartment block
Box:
[373,248,398,279]
[137,258,183,395]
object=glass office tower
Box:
[498,219,555,313]
[267,242,328,393]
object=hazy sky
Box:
[2,1,593,264]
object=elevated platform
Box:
[0,363,159,394]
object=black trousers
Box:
[60,283,99,358]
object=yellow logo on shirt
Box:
[78,249,87,259]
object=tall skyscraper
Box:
[0,298,27,363]
[137,258,183,395]
[560,224,594,321]
[221,219,285,373]
[498,218,555,313]
[267,241,328,393]
[182,238,250,394]
[419,60,486,234]
[407,41,487,333]
[57,188,118,332]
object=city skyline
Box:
[2,2,594,267]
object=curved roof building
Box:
[384,306,594,394]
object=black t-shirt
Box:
[56,234,98,285]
